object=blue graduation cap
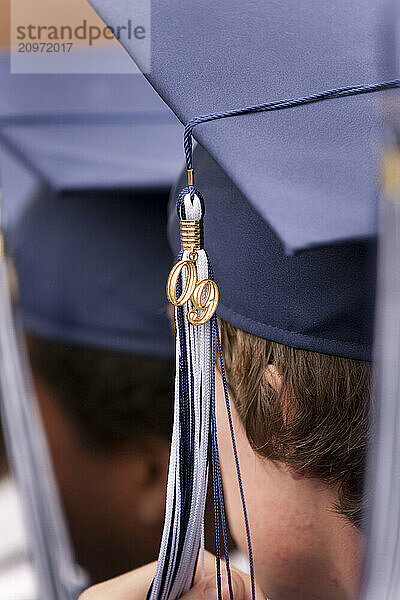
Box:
[0,50,183,223]
[83,0,398,361]
[0,51,182,356]
[11,190,175,357]
[87,0,395,254]
[168,146,376,361]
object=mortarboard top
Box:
[87,0,392,254]
[0,51,183,199]
[0,51,179,356]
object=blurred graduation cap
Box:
[0,51,183,226]
[0,48,181,600]
[0,50,182,354]
[11,189,175,357]
[87,0,392,254]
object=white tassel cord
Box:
[149,193,212,600]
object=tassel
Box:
[150,189,215,600]
[151,183,254,600]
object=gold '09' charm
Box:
[166,259,219,326]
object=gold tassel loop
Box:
[187,169,194,187]
[180,219,203,252]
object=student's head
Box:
[216,321,369,600]
[10,190,175,582]
[26,334,174,583]
[168,145,376,600]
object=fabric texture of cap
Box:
[11,190,174,357]
[87,0,393,253]
[169,146,376,361]
[0,51,184,226]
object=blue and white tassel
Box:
[149,189,214,600]
[149,182,255,600]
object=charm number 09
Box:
[166,260,219,326]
